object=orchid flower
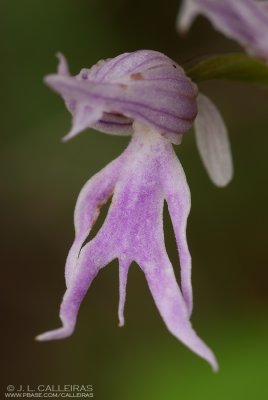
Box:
[177,0,268,63]
[36,50,221,371]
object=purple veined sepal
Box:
[44,51,198,143]
[177,0,268,64]
[36,122,218,371]
[51,52,232,188]
[194,94,233,187]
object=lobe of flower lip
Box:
[38,50,219,371]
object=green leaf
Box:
[185,53,268,86]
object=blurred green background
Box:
[1,1,268,398]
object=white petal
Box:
[194,94,233,187]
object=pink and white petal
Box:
[177,0,268,62]
[36,236,115,341]
[44,67,197,138]
[161,147,193,316]
[195,94,233,187]
[65,155,124,286]
[140,252,218,371]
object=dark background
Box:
[1,1,268,398]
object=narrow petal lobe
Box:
[161,146,193,315]
[36,236,115,341]
[140,251,218,371]
[64,156,123,286]
[118,258,131,327]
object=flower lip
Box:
[37,119,218,370]
[45,50,198,143]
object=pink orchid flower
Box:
[35,50,230,371]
